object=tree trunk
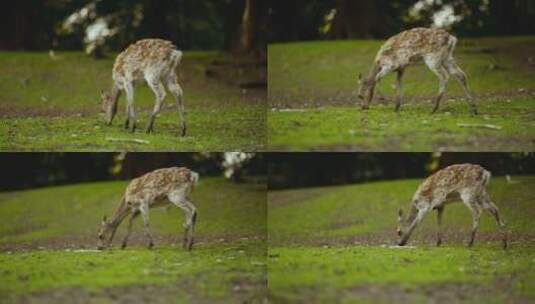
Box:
[327,0,386,39]
[234,0,268,54]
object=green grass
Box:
[1,241,266,303]
[0,51,266,151]
[0,178,267,303]
[0,106,265,151]
[268,36,535,151]
[268,245,534,303]
[268,176,535,303]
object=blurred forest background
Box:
[0,153,265,191]
[3,0,534,55]
[0,0,268,56]
[268,0,535,42]
[269,153,535,189]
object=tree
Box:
[326,0,386,39]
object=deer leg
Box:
[168,191,198,251]
[166,74,186,137]
[124,82,136,132]
[183,200,197,251]
[446,58,477,115]
[462,200,481,247]
[121,210,139,249]
[146,79,166,134]
[468,207,481,247]
[139,204,154,249]
[399,208,428,246]
[436,206,444,246]
[481,199,507,249]
[124,103,130,130]
[394,69,404,112]
[425,56,450,114]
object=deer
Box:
[97,167,199,251]
[357,27,477,115]
[100,38,186,136]
[396,164,507,249]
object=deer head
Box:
[100,90,117,125]
[97,215,114,250]
[396,208,405,238]
[356,73,375,107]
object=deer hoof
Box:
[121,242,127,250]
[436,240,442,247]
[148,242,154,249]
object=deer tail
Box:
[190,171,200,186]
[482,169,492,187]
[172,50,183,65]
[447,35,457,55]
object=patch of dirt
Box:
[270,228,535,248]
[269,88,535,109]
[0,104,95,119]
[0,233,266,253]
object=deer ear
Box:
[358,73,362,81]
[398,208,403,218]
[102,215,107,223]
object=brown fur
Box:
[397,164,507,248]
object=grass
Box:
[0,106,264,151]
[268,36,535,151]
[268,176,535,303]
[0,177,267,303]
[0,51,266,151]
[1,241,266,303]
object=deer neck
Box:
[404,204,419,227]
[110,84,121,107]
[108,197,130,229]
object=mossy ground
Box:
[267,176,535,303]
[0,177,267,303]
[0,51,266,151]
[268,37,535,151]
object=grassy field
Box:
[268,36,535,151]
[0,51,266,151]
[268,176,535,303]
[0,177,267,303]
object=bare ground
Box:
[269,88,535,109]
[0,233,266,253]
